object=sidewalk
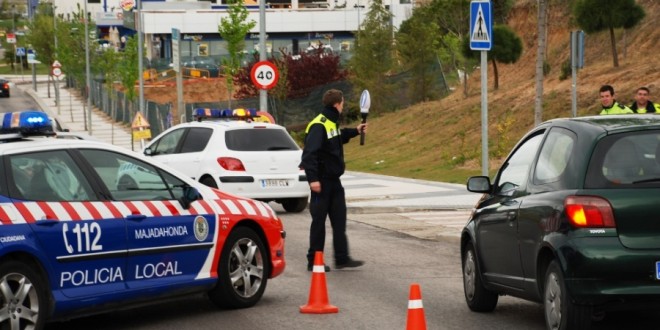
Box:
[342,171,478,242]
[9,74,134,151]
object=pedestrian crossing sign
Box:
[470,0,492,51]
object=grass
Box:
[0,62,52,75]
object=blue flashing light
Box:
[193,108,259,122]
[0,111,55,136]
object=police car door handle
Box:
[126,214,147,221]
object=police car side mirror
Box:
[144,147,153,156]
[179,186,201,209]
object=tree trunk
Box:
[462,66,469,99]
[492,58,499,90]
[534,0,548,126]
[609,26,619,67]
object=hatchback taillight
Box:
[564,196,616,228]
[217,157,245,171]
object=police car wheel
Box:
[282,197,308,213]
[0,261,48,330]
[208,227,269,309]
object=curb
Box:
[347,206,471,214]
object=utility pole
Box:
[138,0,145,118]
[259,0,267,112]
[84,0,92,135]
[54,5,61,116]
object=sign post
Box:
[27,49,40,91]
[52,60,63,115]
[570,30,585,118]
[16,47,25,80]
[131,111,152,150]
[470,0,492,177]
[172,28,184,123]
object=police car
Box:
[143,108,310,213]
[0,111,286,329]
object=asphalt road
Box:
[0,79,41,112]
[44,205,660,330]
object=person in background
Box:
[300,89,367,272]
[630,87,660,114]
[599,85,633,115]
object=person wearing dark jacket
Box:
[630,87,660,113]
[300,89,367,271]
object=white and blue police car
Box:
[0,111,286,329]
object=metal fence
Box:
[86,79,173,137]
[74,58,448,137]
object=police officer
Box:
[630,87,660,113]
[599,85,633,115]
[300,89,367,271]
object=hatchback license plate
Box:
[261,179,289,188]
[656,262,660,280]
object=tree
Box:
[348,0,395,115]
[491,0,514,24]
[462,24,523,90]
[396,11,441,103]
[25,4,57,80]
[488,25,522,90]
[54,4,95,90]
[218,0,256,107]
[573,0,645,67]
[118,35,140,102]
[535,0,548,126]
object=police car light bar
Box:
[193,108,258,122]
[0,111,55,137]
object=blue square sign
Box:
[16,47,25,57]
[470,0,492,51]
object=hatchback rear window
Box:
[225,128,299,151]
[586,131,660,188]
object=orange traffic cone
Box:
[406,283,427,330]
[300,251,339,314]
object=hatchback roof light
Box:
[0,111,55,137]
[193,108,258,122]
[565,196,616,228]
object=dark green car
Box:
[461,115,660,330]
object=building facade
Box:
[51,0,412,66]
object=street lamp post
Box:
[53,6,61,115]
[12,4,16,76]
[84,0,92,135]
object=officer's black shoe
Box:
[307,264,331,272]
[335,258,365,269]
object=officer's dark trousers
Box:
[307,178,349,265]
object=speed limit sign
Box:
[250,60,279,90]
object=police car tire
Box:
[282,197,308,213]
[208,227,269,309]
[0,261,48,330]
